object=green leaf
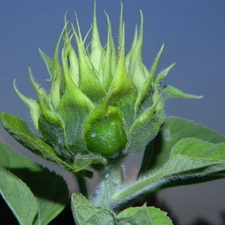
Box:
[0,111,71,169]
[117,206,173,225]
[165,138,225,179]
[28,69,71,160]
[0,111,51,158]
[50,23,65,109]
[163,85,203,99]
[71,193,173,225]
[142,116,225,173]
[38,114,70,160]
[13,80,41,131]
[127,99,163,154]
[98,12,114,91]
[39,48,54,79]
[127,11,145,91]
[138,138,225,191]
[74,153,107,172]
[58,46,94,154]
[108,21,138,132]
[0,165,38,225]
[134,44,164,116]
[90,1,104,72]
[71,193,117,225]
[0,141,69,225]
[71,22,106,104]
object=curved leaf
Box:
[39,49,54,79]
[127,99,163,154]
[162,85,203,99]
[71,193,117,225]
[117,206,173,225]
[0,141,69,225]
[0,166,37,225]
[139,116,225,174]
[72,193,173,225]
[0,111,71,170]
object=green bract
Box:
[0,3,201,173]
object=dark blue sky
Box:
[0,1,225,224]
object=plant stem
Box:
[110,168,167,211]
[92,160,124,207]
[75,173,89,199]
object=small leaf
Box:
[71,23,106,104]
[98,12,114,91]
[127,99,163,154]
[117,206,173,225]
[72,192,89,205]
[28,68,70,160]
[68,46,80,87]
[125,25,138,69]
[108,23,138,132]
[71,193,117,225]
[134,44,164,116]
[163,85,203,99]
[155,63,176,86]
[0,141,69,225]
[0,112,50,158]
[74,153,107,172]
[58,46,94,154]
[90,1,104,72]
[13,80,41,131]
[127,11,145,91]
[0,165,38,225]
[38,114,70,160]
[39,48,54,79]
[0,111,70,169]
[50,23,66,109]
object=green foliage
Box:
[71,193,173,225]
[140,116,225,174]
[0,111,72,170]
[0,165,37,225]
[0,142,69,225]
[117,206,173,225]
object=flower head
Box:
[0,3,201,174]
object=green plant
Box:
[1,3,225,225]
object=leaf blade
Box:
[0,165,38,225]
[0,111,71,169]
[140,116,225,174]
[117,206,173,225]
[71,193,117,225]
[0,141,69,225]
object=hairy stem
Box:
[91,160,124,207]
[110,168,167,211]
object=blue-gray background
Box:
[0,1,225,224]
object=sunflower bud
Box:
[1,3,201,174]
